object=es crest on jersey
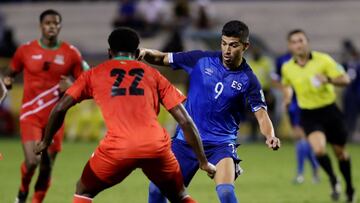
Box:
[231,80,242,91]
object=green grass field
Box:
[0,138,359,203]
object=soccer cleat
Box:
[14,190,28,203]
[312,175,320,184]
[346,188,357,203]
[293,175,304,184]
[235,164,244,178]
[330,179,341,201]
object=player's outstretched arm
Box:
[34,95,76,154]
[254,108,281,150]
[169,104,216,178]
[315,73,350,87]
[138,48,170,66]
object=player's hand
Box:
[3,76,13,90]
[59,75,73,93]
[34,141,48,155]
[200,162,216,179]
[136,48,147,61]
[265,136,281,151]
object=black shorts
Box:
[300,103,348,145]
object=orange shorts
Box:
[80,147,184,198]
[20,120,65,153]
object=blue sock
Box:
[216,184,238,203]
[148,182,167,203]
[296,139,307,175]
[304,140,319,172]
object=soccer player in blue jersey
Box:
[275,53,320,184]
[139,20,281,203]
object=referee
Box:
[281,29,356,203]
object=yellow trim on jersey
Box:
[281,51,345,110]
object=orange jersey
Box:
[66,58,186,158]
[10,40,84,121]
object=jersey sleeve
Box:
[168,50,207,74]
[323,54,345,78]
[155,69,186,110]
[246,73,267,112]
[69,45,88,78]
[65,70,93,102]
[10,46,25,73]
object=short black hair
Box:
[108,27,140,53]
[40,9,62,23]
[222,20,249,43]
[287,29,308,41]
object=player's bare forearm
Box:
[254,108,280,150]
[169,104,207,164]
[59,75,74,93]
[255,109,275,139]
[281,85,293,107]
[140,48,170,66]
[43,95,76,146]
[169,104,216,178]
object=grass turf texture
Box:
[0,139,359,203]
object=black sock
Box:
[339,158,354,193]
[317,154,337,184]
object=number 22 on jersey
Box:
[110,68,144,96]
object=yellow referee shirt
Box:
[281,51,345,110]
[248,56,273,91]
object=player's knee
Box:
[312,147,326,156]
[75,180,86,195]
[334,149,348,160]
[25,157,40,170]
[216,184,237,202]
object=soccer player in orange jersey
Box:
[2,9,87,203]
[35,27,216,203]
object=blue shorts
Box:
[288,95,301,127]
[171,139,241,186]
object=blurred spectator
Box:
[162,0,190,52]
[194,0,213,30]
[112,0,142,30]
[137,0,165,37]
[0,13,5,43]
[0,104,15,136]
[173,0,190,28]
[0,28,18,58]
[340,39,360,140]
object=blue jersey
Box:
[169,50,267,144]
